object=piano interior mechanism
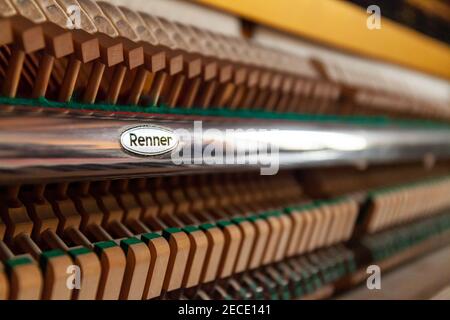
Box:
[0,0,449,300]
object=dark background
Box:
[348,0,450,44]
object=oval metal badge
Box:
[120,125,179,156]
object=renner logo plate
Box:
[120,125,179,156]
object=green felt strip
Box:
[182,225,200,234]
[68,247,92,258]
[40,249,66,271]
[216,220,233,228]
[5,256,33,270]
[199,223,216,231]
[2,96,450,129]
[162,227,182,240]
[231,216,247,224]
[120,237,143,254]
[141,232,162,244]
[94,241,118,255]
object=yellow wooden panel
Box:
[196,0,450,79]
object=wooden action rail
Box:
[0,172,362,300]
[0,0,448,121]
[333,212,450,299]
[207,220,449,301]
[361,176,450,234]
[300,164,450,235]
[1,168,449,300]
[189,244,357,300]
[299,163,450,198]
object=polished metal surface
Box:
[1,105,450,183]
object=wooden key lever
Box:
[55,0,100,102]
[1,0,45,97]
[31,0,75,99]
[77,0,124,104]
[146,178,191,295]
[118,6,166,106]
[0,186,41,299]
[45,183,104,300]
[18,184,82,300]
[138,12,184,106]
[129,179,170,299]
[68,182,126,300]
[0,239,43,300]
[90,181,154,300]
[96,1,144,105]
[163,178,208,291]
[0,185,67,300]
[110,179,150,235]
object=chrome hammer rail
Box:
[1,105,450,184]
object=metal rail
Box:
[1,105,450,183]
